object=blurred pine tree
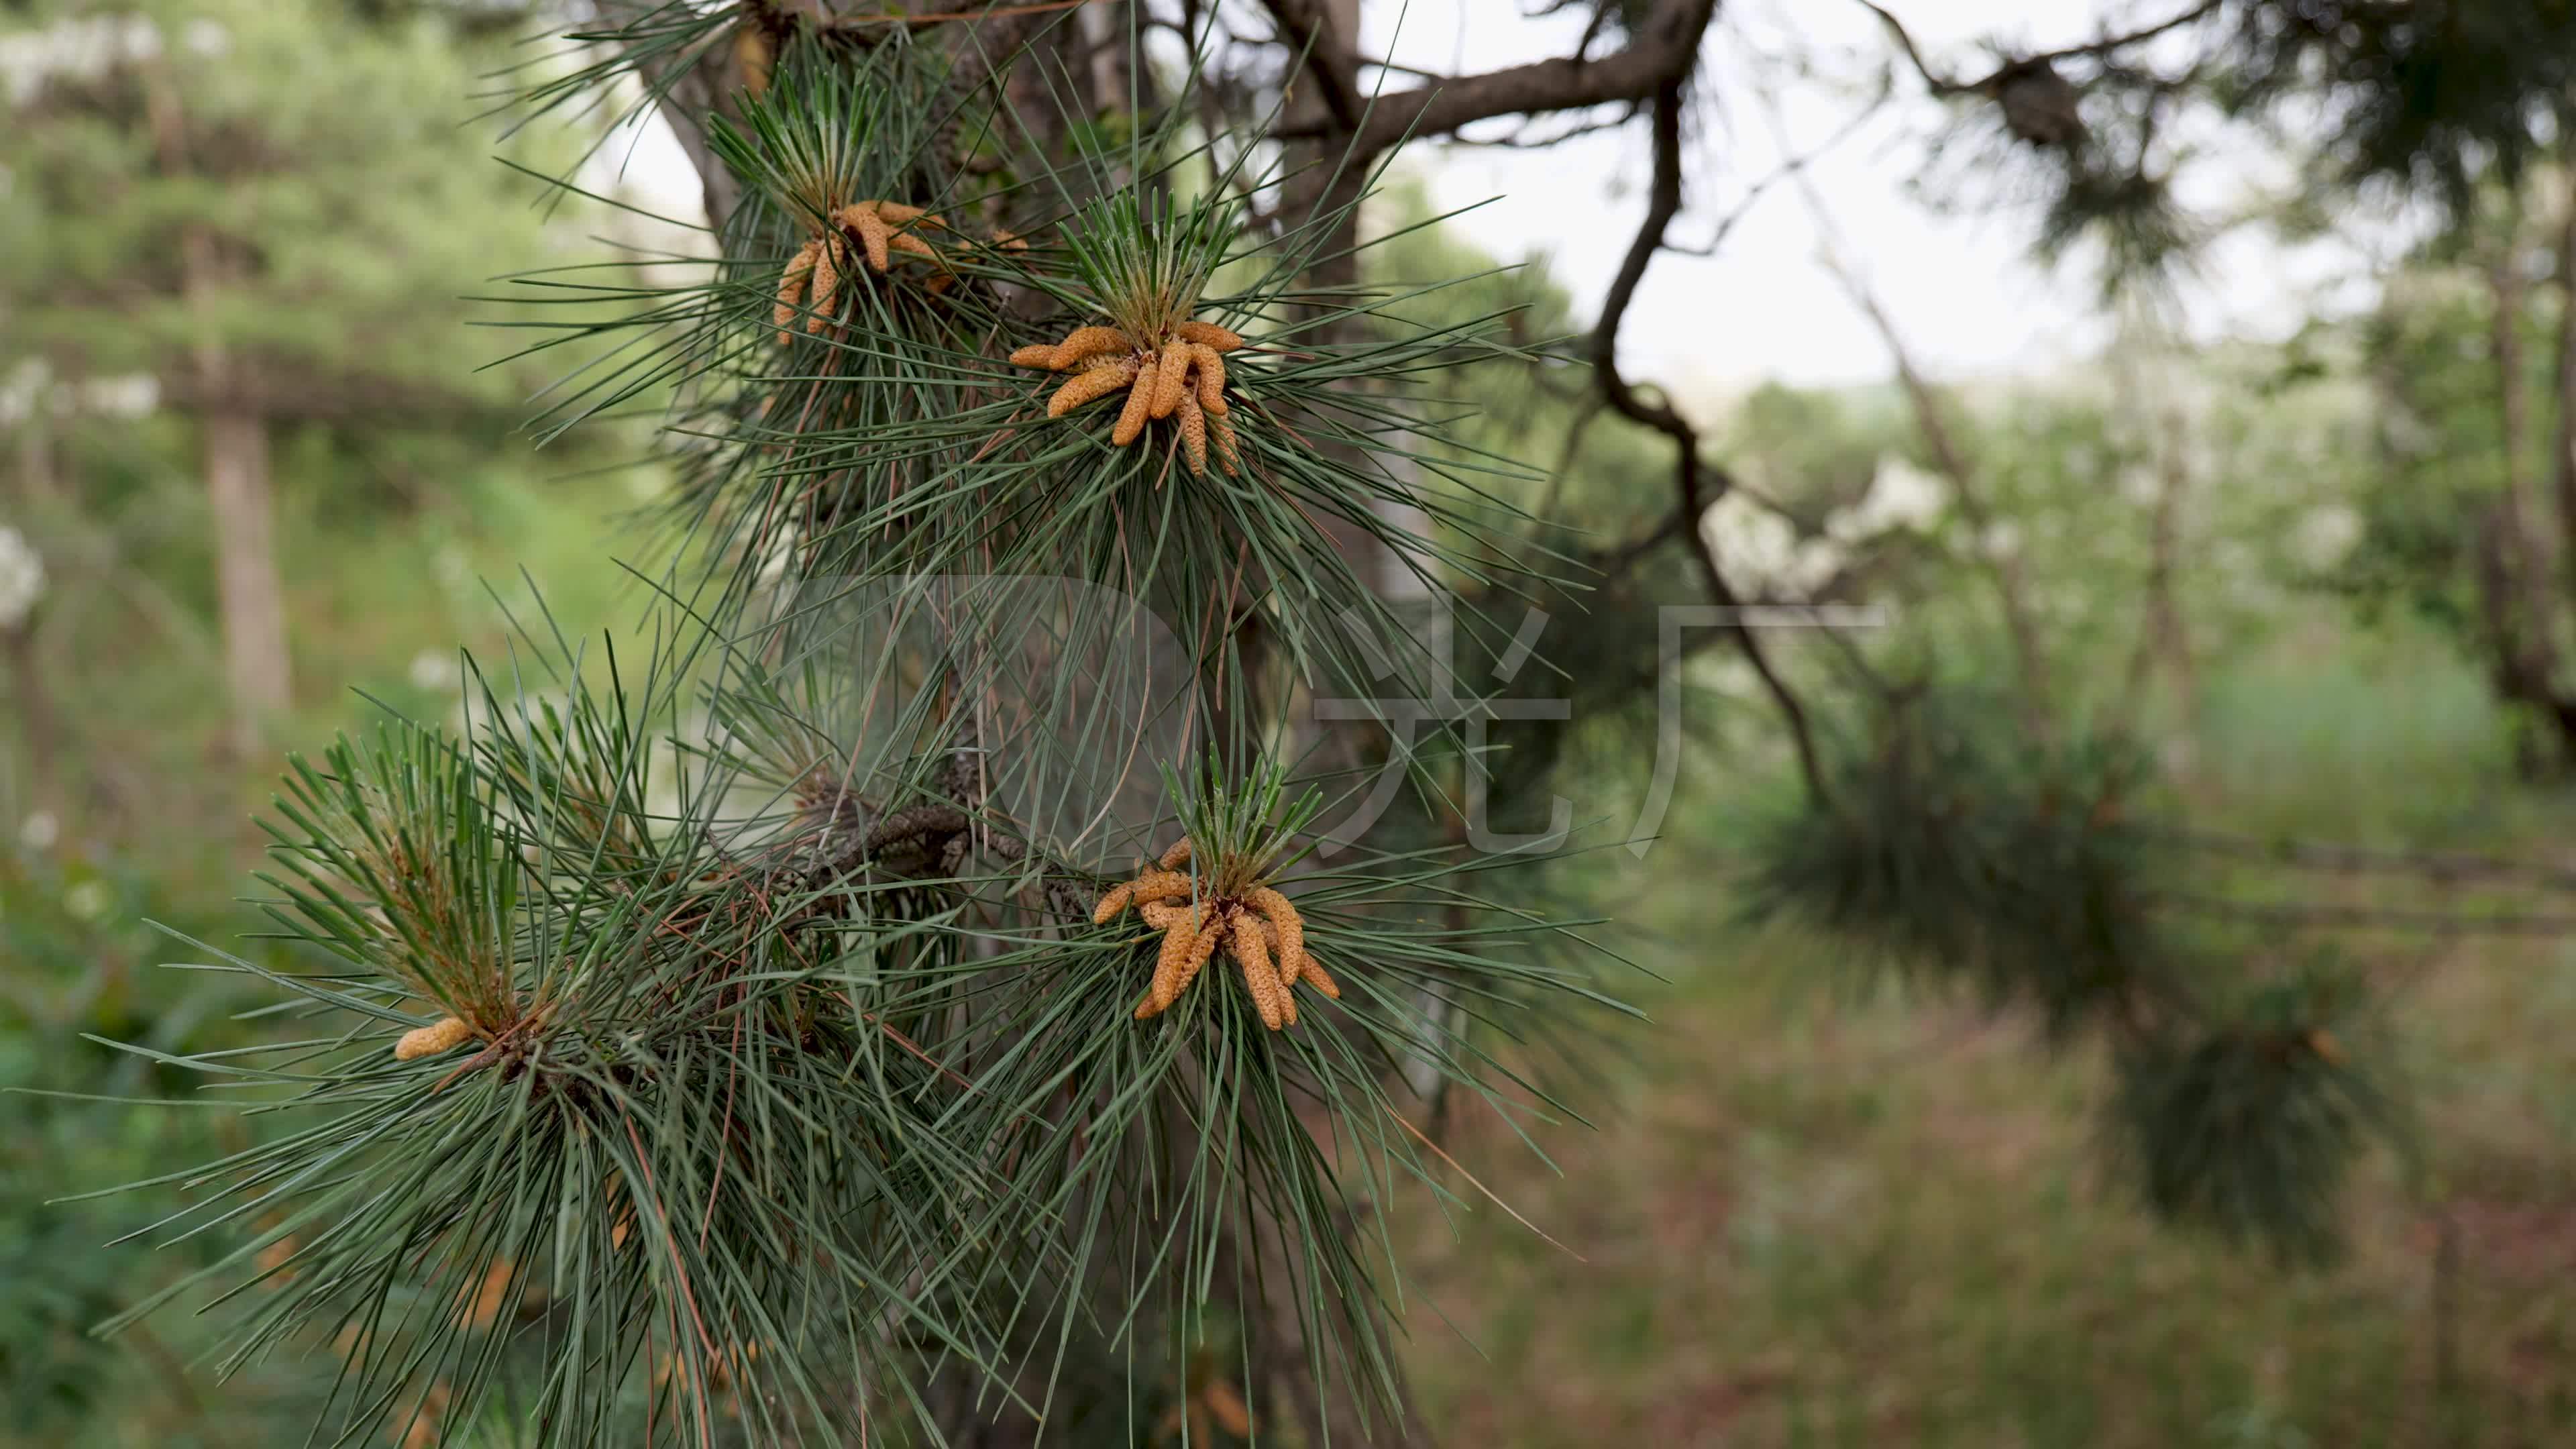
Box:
[0,0,581,757]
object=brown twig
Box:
[1589,69,1829,804]
[835,0,1101,27]
[1670,75,1888,257]
[1764,87,2055,739]
[1381,1103,1583,1262]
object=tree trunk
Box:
[1075,0,1130,115]
[2472,504,2576,763]
[203,407,289,758]
[2484,250,2576,760]
[3,623,54,808]
[2121,400,2196,731]
[1248,7,1436,1439]
[627,10,1429,1439]
[2551,190,2576,603]
[1275,0,1427,755]
[145,61,290,759]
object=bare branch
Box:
[1443,104,1640,150]
[2013,0,2224,76]
[1670,80,1886,257]
[1762,85,2055,735]
[1849,0,1961,93]
[1271,0,1720,156]
[1591,69,1829,806]
[1855,0,2224,97]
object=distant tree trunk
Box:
[147,62,290,759]
[8,415,62,803]
[2472,504,2576,761]
[1264,0,1427,746]
[15,411,58,506]
[2120,401,2196,733]
[1275,0,1393,577]
[1817,243,2054,738]
[1075,0,1130,114]
[3,621,54,806]
[2483,248,2576,761]
[2551,191,2576,601]
[202,405,289,757]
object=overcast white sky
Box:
[1362,0,2399,394]
[606,1,2400,394]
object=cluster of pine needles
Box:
[1741,688,2401,1265]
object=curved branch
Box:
[1856,0,2224,95]
[1851,0,1962,93]
[1757,77,2055,736]
[1273,0,1719,154]
[1670,80,1886,256]
[1444,103,1641,150]
[1589,72,1829,806]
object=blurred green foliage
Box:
[0,0,567,417]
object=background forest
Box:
[7,0,2576,1446]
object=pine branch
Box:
[91,18,1653,1446]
